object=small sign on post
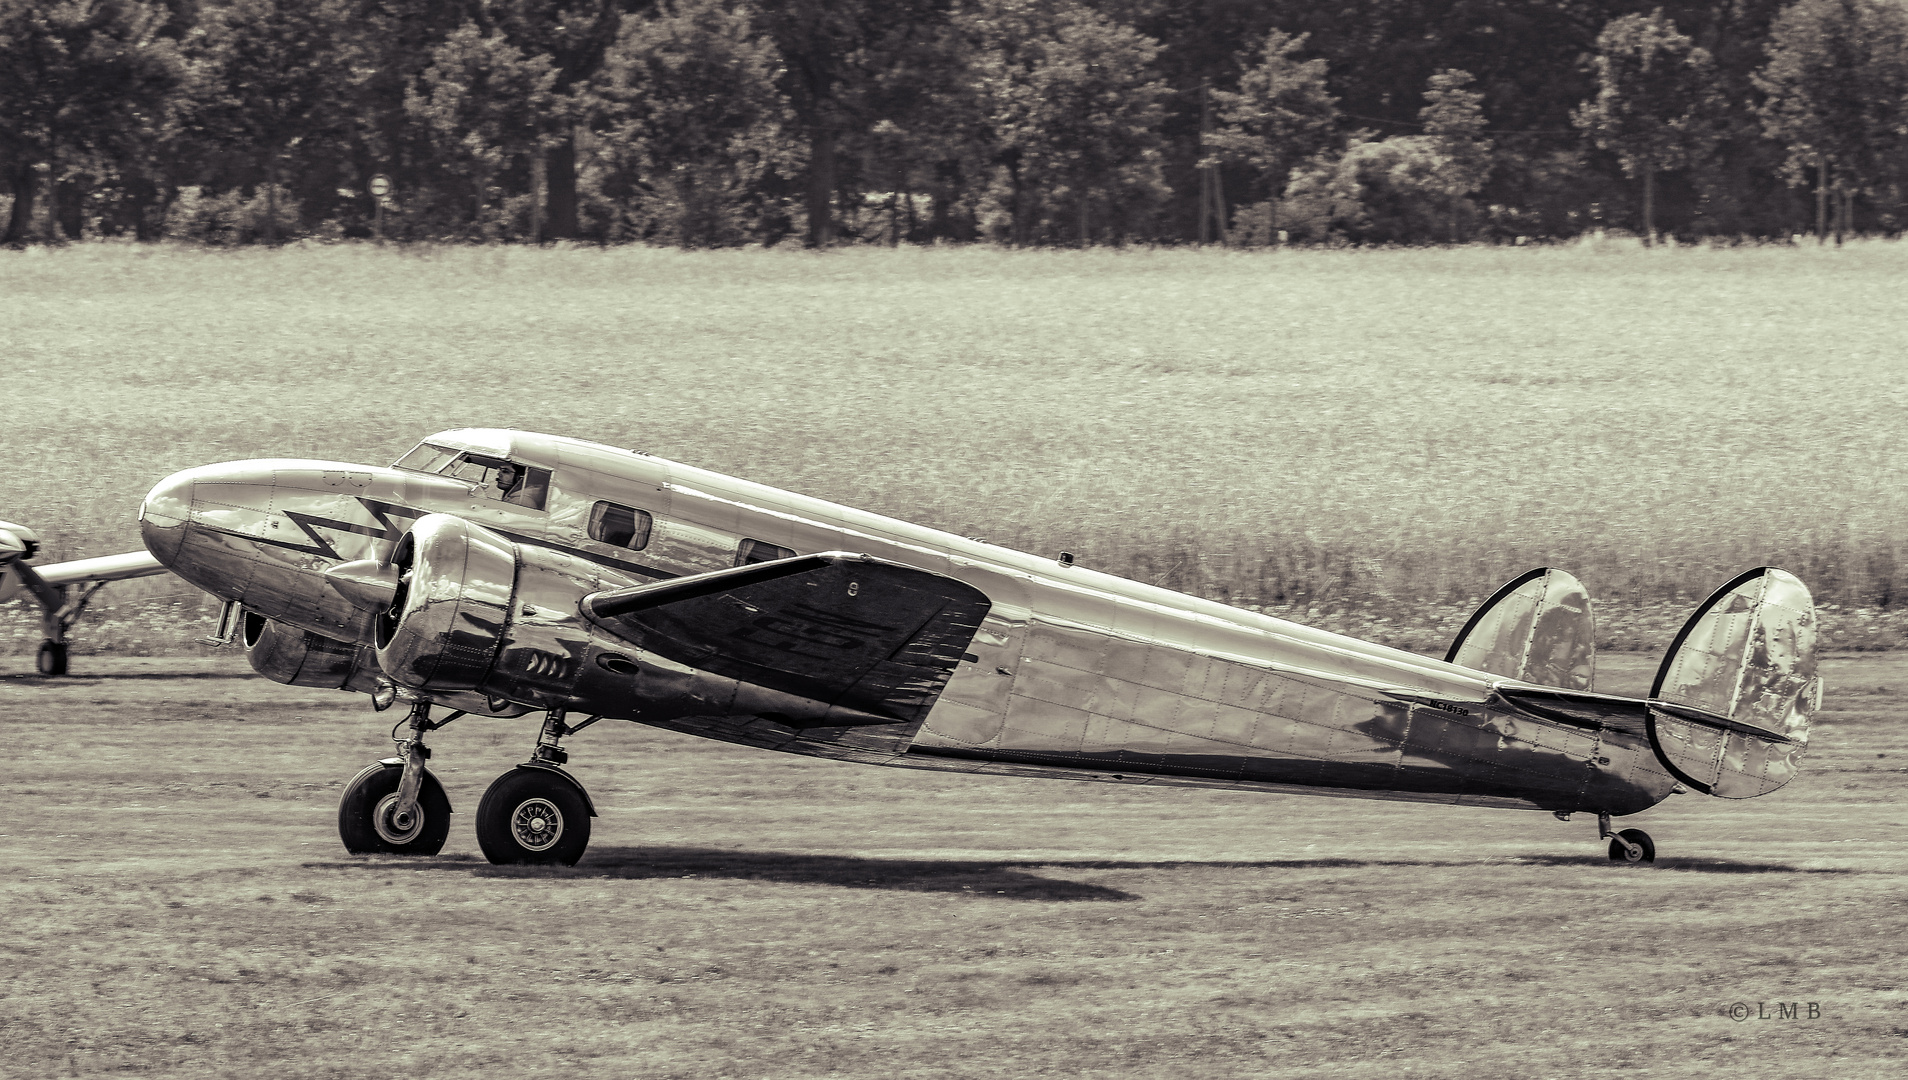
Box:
[369,174,392,242]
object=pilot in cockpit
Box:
[492,463,522,498]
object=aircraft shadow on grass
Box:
[305,847,1849,901]
[456,847,1142,901]
[5,671,257,682]
[1504,854,1854,874]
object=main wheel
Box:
[475,769,591,866]
[1608,828,1655,864]
[337,762,452,855]
[36,641,67,677]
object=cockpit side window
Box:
[501,467,550,511]
[441,453,551,511]
[393,443,461,474]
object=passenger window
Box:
[589,502,653,550]
[736,538,795,566]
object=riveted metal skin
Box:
[138,429,1822,823]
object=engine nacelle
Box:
[374,514,627,706]
[374,514,988,734]
[243,609,382,692]
[375,514,517,692]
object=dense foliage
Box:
[4,0,1907,246]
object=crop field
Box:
[1,650,1903,1078]
[4,240,1908,658]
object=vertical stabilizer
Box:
[1446,567,1595,691]
[1647,568,1820,798]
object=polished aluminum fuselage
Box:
[139,429,1680,816]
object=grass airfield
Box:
[1,651,1903,1077]
[3,241,1908,1075]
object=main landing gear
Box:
[474,710,599,867]
[335,702,600,866]
[338,701,461,855]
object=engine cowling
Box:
[243,609,382,692]
[374,514,630,710]
[374,514,518,692]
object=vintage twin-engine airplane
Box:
[10,429,1820,867]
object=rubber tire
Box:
[36,641,67,677]
[475,768,591,866]
[337,762,452,855]
[1608,828,1656,865]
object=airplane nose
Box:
[139,468,194,565]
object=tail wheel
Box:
[476,769,591,866]
[36,641,67,676]
[338,762,452,855]
[1608,828,1656,864]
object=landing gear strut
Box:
[337,701,462,855]
[1600,811,1655,864]
[475,709,599,866]
[21,577,106,677]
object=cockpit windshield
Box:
[392,443,461,474]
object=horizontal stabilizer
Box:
[584,552,992,725]
[1646,568,1820,798]
[1447,567,1595,690]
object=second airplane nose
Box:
[138,468,195,565]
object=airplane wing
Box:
[581,552,993,727]
[24,550,167,587]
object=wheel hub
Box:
[373,791,426,845]
[510,797,564,851]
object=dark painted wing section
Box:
[585,553,992,726]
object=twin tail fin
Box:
[1450,566,1820,800]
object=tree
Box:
[0,0,182,245]
[466,1,621,239]
[960,0,1170,245]
[406,20,561,237]
[594,0,801,246]
[1573,10,1722,244]
[1754,0,1908,241]
[193,0,351,242]
[1205,30,1336,198]
[1419,69,1492,241]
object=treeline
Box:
[4,0,1907,248]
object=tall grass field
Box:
[4,240,1906,656]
